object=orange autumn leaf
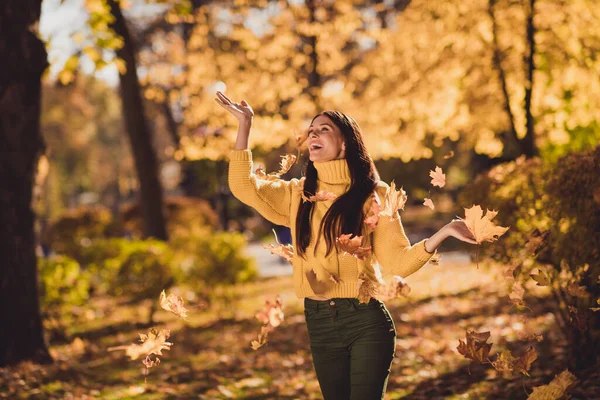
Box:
[108,328,173,362]
[458,205,510,244]
[379,181,407,219]
[514,346,538,377]
[429,166,446,188]
[255,296,284,328]
[357,272,379,304]
[567,283,590,298]
[336,234,371,260]
[159,290,189,321]
[423,197,435,210]
[457,329,493,364]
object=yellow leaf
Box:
[159,290,189,321]
[379,181,407,219]
[429,166,446,188]
[458,205,509,244]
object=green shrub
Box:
[38,255,90,314]
[458,145,600,369]
[172,232,258,286]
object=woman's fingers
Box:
[216,91,233,105]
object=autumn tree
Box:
[0,0,52,366]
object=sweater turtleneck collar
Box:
[313,158,351,185]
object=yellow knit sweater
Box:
[228,149,437,299]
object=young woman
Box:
[215,91,477,400]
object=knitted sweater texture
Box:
[228,149,437,299]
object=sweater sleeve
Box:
[372,184,437,278]
[228,149,297,227]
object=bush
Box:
[120,196,219,239]
[172,232,258,287]
[41,206,121,259]
[38,255,90,314]
[79,238,175,301]
[458,145,600,369]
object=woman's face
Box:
[307,115,346,163]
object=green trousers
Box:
[304,297,397,400]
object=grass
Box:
[1,255,599,399]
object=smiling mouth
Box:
[309,143,323,151]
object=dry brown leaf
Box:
[527,369,578,400]
[530,269,550,286]
[255,296,284,328]
[379,181,407,219]
[457,329,493,364]
[423,197,435,210]
[336,234,371,260]
[514,346,538,376]
[567,283,590,298]
[143,355,161,369]
[491,350,516,375]
[509,281,526,308]
[108,328,173,362]
[159,290,189,321]
[429,166,446,188]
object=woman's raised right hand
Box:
[214,91,254,124]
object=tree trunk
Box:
[108,0,169,240]
[521,0,538,158]
[0,0,52,366]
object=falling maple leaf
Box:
[457,330,493,364]
[108,328,173,362]
[251,326,271,350]
[275,154,297,176]
[567,283,590,298]
[509,281,526,308]
[429,166,446,188]
[379,181,407,220]
[378,275,411,300]
[301,190,337,203]
[363,192,381,233]
[458,205,509,268]
[255,296,284,328]
[423,197,435,210]
[514,346,538,376]
[526,369,578,400]
[530,269,550,286]
[357,272,380,304]
[159,290,189,321]
[336,234,371,260]
[459,205,510,244]
[263,243,294,262]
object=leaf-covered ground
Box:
[1,258,599,399]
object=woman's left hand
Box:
[443,219,478,244]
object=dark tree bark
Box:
[108,0,168,240]
[521,0,538,158]
[0,0,52,366]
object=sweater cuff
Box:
[414,239,437,262]
[230,149,252,161]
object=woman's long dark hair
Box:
[295,110,379,258]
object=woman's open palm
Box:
[214,91,254,123]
